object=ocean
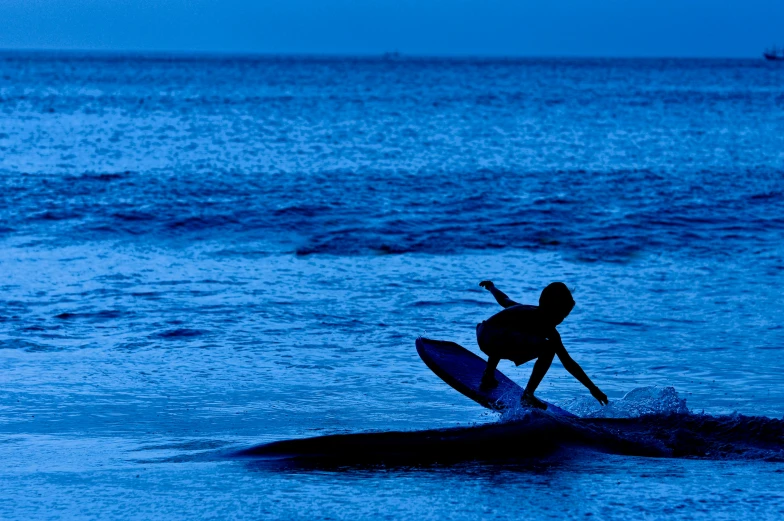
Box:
[1,52,783,519]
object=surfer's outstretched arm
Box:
[553,337,608,405]
[479,281,518,308]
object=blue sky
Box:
[1,0,782,57]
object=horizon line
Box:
[0,46,770,62]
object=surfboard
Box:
[416,337,576,418]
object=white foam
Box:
[560,386,689,418]
[498,403,536,423]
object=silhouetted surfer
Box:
[477,281,608,410]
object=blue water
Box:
[1,52,784,519]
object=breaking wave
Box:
[236,387,784,464]
[563,386,690,418]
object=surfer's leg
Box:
[520,350,554,410]
[481,356,500,389]
[477,322,501,388]
[524,349,555,396]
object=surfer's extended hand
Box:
[590,386,609,406]
[480,281,518,308]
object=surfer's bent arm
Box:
[479,281,518,308]
[553,338,609,405]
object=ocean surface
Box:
[1,52,784,520]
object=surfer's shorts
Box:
[476,321,548,366]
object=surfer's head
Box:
[539,282,574,326]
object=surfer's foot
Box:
[480,373,498,390]
[521,390,547,410]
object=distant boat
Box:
[763,45,784,61]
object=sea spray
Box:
[561,386,689,418]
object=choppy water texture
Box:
[1,52,784,520]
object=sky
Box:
[0,0,782,58]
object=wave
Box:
[155,328,206,339]
[0,339,63,352]
[2,164,782,261]
[73,171,133,182]
[30,210,83,222]
[559,386,690,419]
[54,309,126,321]
[234,387,784,464]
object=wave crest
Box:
[562,386,689,418]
